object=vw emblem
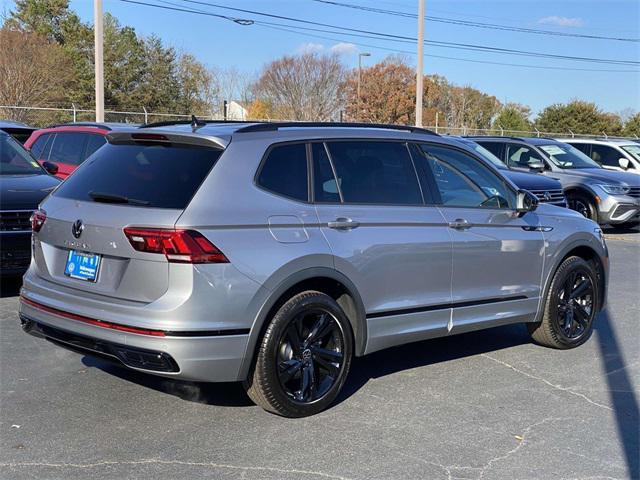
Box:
[72,219,84,239]
[543,191,552,202]
[302,349,312,362]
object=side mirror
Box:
[42,161,59,175]
[618,157,630,170]
[528,161,545,173]
[516,189,539,215]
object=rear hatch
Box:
[32,132,224,303]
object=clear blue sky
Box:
[2,0,639,115]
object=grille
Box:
[528,189,566,204]
[0,210,32,232]
[0,249,31,270]
[627,187,640,198]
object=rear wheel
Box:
[528,256,598,349]
[245,291,353,417]
[567,193,598,223]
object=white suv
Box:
[558,138,640,174]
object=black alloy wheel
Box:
[277,309,345,403]
[554,268,595,342]
[245,291,353,417]
[528,256,599,349]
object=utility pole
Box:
[94,0,104,122]
[357,52,370,122]
[415,0,425,127]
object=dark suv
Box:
[23,123,134,179]
[451,137,566,207]
[469,136,640,227]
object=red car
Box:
[23,123,135,179]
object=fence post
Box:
[142,106,148,124]
[569,129,574,138]
[435,112,439,134]
[499,125,504,136]
[72,103,77,123]
[534,128,540,138]
[462,125,467,136]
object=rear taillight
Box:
[30,209,46,232]
[123,228,228,264]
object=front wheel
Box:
[245,291,353,417]
[528,256,599,349]
[567,193,598,223]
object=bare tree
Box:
[254,52,346,121]
[210,66,254,109]
[0,27,74,121]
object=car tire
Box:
[244,291,353,417]
[567,193,598,223]
[528,256,599,349]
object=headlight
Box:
[596,184,630,195]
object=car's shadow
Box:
[82,322,531,409]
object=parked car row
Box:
[5,119,612,417]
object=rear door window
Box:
[478,141,504,160]
[311,142,340,203]
[257,143,308,202]
[325,141,423,205]
[571,143,591,156]
[48,132,89,166]
[590,144,622,168]
[54,143,222,209]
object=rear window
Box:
[54,143,222,209]
[257,143,308,201]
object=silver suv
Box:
[20,122,608,417]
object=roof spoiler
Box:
[106,131,228,149]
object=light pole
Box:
[357,52,370,122]
[415,0,425,127]
[94,0,104,122]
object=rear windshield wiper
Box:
[88,191,150,206]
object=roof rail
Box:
[464,135,527,141]
[48,122,113,130]
[139,119,256,129]
[235,122,438,135]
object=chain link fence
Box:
[1,105,638,141]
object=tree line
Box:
[1,0,638,136]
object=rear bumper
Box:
[19,296,250,382]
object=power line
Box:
[117,0,640,69]
[311,0,640,43]
[257,23,640,73]
[172,0,640,65]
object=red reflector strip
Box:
[20,296,166,337]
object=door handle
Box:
[327,217,360,230]
[448,218,472,230]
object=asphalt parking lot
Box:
[1,229,638,480]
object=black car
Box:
[452,136,566,207]
[0,131,60,276]
[0,120,36,144]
